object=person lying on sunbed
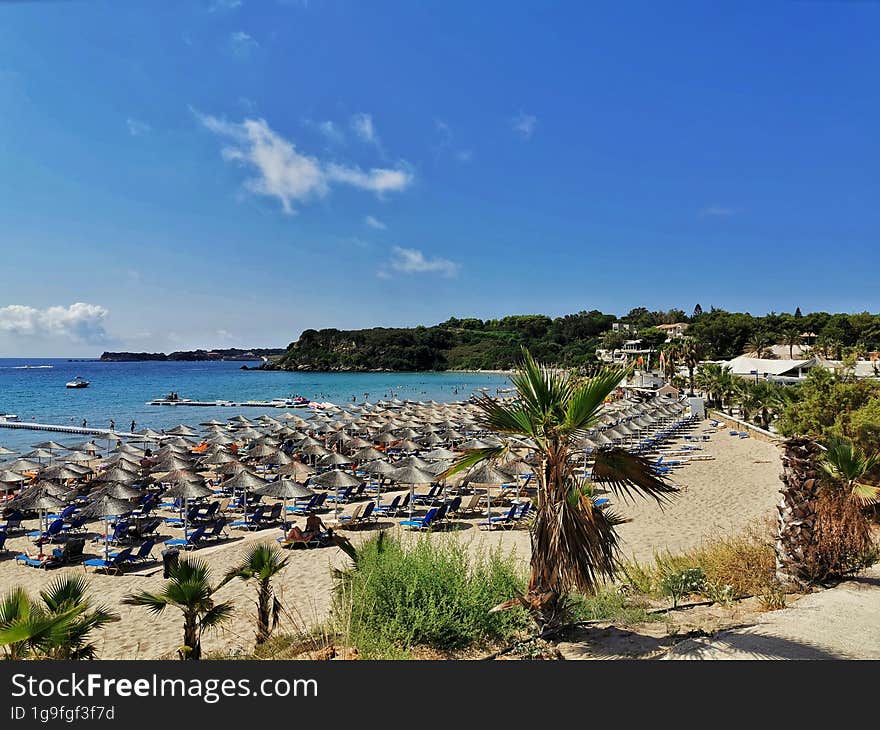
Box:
[282,513,329,546]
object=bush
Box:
[622,524,778,600]
[660,568,706,607]
[333,535,529,658]
[802,493,878,583]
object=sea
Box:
[0,358,511,452]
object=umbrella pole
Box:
[184,497,189,539]
[104,517,110,562]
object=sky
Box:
[1,0,879,357]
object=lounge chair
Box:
[84,547,134,573]
[203,517,228,541]
[413,485,440,505]
[164,526,207,550]
[456,494,483,515]
[93,520,130,546]
[0,513,25,534]
[115,539,155,564]
[230,506,265,530]
[339,501,375,528]
[17,537,86,569]
[27,518,65,544]
[400,507,439,531]
[325,486,354,504]
[479,504,518,530]
[372,494,401,517]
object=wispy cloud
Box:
[380,247,461,278]
[365,215,386,230]
[0,303,110,343]
[210,0,242,12]
[699,205,736,217]
[126,117,151,136]
[351,112,379,146]
[305,119,345,145]
[229,31,259,57]
[195,112,414,213]
[512,111,537,140]
[434,119,472,163]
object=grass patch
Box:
[566,588,659,625]
[622,524,778,600]
[333,534,530,659]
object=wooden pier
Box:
[146,399,309,409]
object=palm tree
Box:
[745,332,773,358]
[38,576,117,659]
[679,339,702,396]
[222,542,289,645]
[821,436,880,506]
[443,349,678,627]
[123,557,234,660]
[780,326,802,360]
[0,577,116,660]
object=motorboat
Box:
[65,376,90,388]
[0,413,19,421]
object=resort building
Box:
[720,355,880,383]
[656,322,689,341]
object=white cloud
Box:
[126,117,151,136]
[351,112,378,145]
[229,31,259,57]
[512,111,537,140]
[210,0,242,11]
[195,112,414,213]
[0,303,110,343]
[365,215,386,230]
[700,205,736,217]
[383,247,460,278]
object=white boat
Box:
[65,376,90,389]
[0,413,19,422]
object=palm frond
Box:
[439,446,506,480]
[590,447,679,504]
[562,366,630,435]
[121,591,169,615]
[200,602,235,630]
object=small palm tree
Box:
[821,436,880,506]
[745,332,773,358]
[0,578,116,660]
[444,349,678,628]
[222,543,289,645]
[123,557,234,660]
[38,576,117,659]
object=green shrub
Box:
[566,588,657,625]
[660,567,706,607]
[333,535,529,658]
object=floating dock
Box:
[146,399,310,409]
[0,421,115,436]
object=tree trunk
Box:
[182,615,200,660]
[775,436,823,589]
[256,582,271,645]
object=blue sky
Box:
[1,0,879,356]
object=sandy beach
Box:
[0,428,783,660]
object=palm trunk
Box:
[775,436,823,589]
[256,581,271,645]
[182,615,200,660]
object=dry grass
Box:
[622,521,778,599]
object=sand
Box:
[0,428,784,659]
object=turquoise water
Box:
[0,358,510,451]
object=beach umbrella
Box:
[276,461,315,481]
[464,463,514,527]
[389,465,436,521]
[221,469,268,524]
[93,482,141,500]
[95,467,140,484]
[33,441,67,454]
[318,452,353,467]
[0,469,27,484]
[422,447,458,461]
[351,446,385,463]
[310,469,362,521]
[254,479,314,531]
[163,480,213,539]
[6,458,43,474]
[152,468,203,485]
[199,419,227,427]
[0,446,19,456]
[15,490,66,534]
[79,494,134,562]
[165,425,199,437]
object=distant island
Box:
[100,348,285,362]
